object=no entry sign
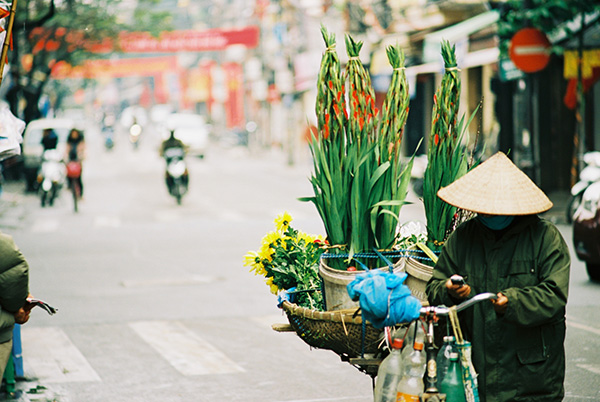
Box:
[509,28,551,73]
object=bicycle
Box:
[383,292,498,402]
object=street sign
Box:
[499,58,525,82]
[509,27,551,73]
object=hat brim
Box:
[437,152,553,215]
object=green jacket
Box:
[426,215,570,402]
[0,232,29,343]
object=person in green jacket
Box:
[426,152,570,402]
[0,232,32,380]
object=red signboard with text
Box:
[90,26,260,53]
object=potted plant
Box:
[403,40,479,303]
[300,27,418,310]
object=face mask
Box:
[478,215,515,231]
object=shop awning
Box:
[422,10,499,64]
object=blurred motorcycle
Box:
[573,181,600,281]
[163,147,188,205]
[567,151,600,223]
[129,123,142,149]
[103,126,115,150]
[38,149,65,207]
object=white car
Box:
[163,113,209,158]
[22,117,76,190]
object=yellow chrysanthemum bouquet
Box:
[244,212,327,310]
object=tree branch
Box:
[22,0,55,33]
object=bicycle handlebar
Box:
[420,292,498,316]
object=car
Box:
[573,181,600,281]
[162,113,209,158]
[22,117,76,190]
[149,104,174,125]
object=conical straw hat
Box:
[437,152,553,215]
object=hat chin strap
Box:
[477,215,515,230]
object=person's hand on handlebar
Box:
[445,275,471,299]
[491,292,508,314]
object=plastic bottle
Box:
[396,336,425,402]
[440,352,466,402]
[436,335,456,385]
[400,321,422,362]
[374,338,405,402]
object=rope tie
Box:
[445,66,461,72]
[348,56,360,61]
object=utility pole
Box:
[571,12,586,187]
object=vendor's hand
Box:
[491,292,508,315]
[14,307,31,324]
[445,279,471,300]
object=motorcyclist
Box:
[160,129,185,157]
[160,130,188,190]
[41,128,58,151]
[65,129,86,197]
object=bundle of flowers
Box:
[244,212,326,310]
[422,40,479,254]
[301,26,415,268]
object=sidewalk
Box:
[541,190,571,226]
[0,183,27,230]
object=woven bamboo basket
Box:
[280,300,383,358]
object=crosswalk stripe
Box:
[567,320,600,336]
[577,364,600,375]
[31,219,60,233]
[21,327,101,383]
[129,320,244,376]
[93,215,122,228]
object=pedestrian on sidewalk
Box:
[0,232,32,380]
[426,152,570,402]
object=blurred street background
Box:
[0,0,599,401]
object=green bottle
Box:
[439,352,466,402]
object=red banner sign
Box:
[91,26,260,53]
[51,56,178,79]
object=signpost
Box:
[509,27,551,73]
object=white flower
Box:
[399,221,426,240]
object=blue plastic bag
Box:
[347,270,421,328]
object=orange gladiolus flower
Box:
[333,103,340,116]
